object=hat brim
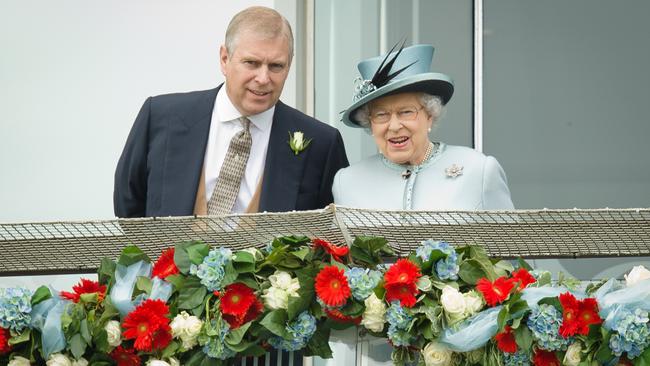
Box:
[341,73,454,128]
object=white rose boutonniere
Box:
[288,131,312,155]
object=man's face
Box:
[220,31,291,116]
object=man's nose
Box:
[255,66,271,84]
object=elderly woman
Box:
[333,44,514,210]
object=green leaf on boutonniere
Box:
[288,131,312,155]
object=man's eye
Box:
[269,64,285,72]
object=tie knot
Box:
[240,117,251,131]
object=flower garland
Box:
[1,236,650,366]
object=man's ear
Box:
[219,45,229,76]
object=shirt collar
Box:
[216,82,274,132]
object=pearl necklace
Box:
[417,141,434,165]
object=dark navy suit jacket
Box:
[113,86,349,217]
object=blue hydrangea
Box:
[386,301,412,330]
[269,311,317,351]
[608,308,650,359]
[387,327,412,346]
[386,302,414,346]
[526,304,572,351]
[202,320,236,360]
[192,247,232,292]
[0,287,33,332]
[416,240,459,280]
[503,351,531,366]
[345,267,382,301]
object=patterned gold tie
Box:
[207,117,252,215]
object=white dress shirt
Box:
[203,84,274,213]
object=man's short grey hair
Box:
[225,6,294,61]
[353,93,444,128]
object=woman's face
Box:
[369,92,433,165]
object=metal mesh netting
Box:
[1,205,650,276]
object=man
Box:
[114,6,348,217]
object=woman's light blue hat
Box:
[341,43,454,128]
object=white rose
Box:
[262,286,289,310]
[46,354,72,366]
[625,265,650,287]
[104,320,122,347]
[361,293,386,332]
[463,290,484,315]
[72,358,88,366]
[440,286,466,319]
[170,311,203,349]
[292,132,305,150]
[147,360,171,366]
[9,356,32,366]
[269,271,300,294]
[422,341,453,366]
[169,358,180,366]
[563,342,582,366]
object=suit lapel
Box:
[259,102,308,212]
[161,87,220,215]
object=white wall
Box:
[0,0,311,289]
[0,0,289,224]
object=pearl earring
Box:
[428,127,432,132]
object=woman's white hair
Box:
[353,93,444,129]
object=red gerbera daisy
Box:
[315,265,351,307]
[60,278,107,303]
[325,308,362,324]
[476,276,515,307]
[152,248,180,279]
[511,268,536,291]
[122,299,172,351]
[385,282,419,308]
[558,292,602,337]
[220,283,256,317]
[110,346,141,366]
[494,325,517,353]
[239,298,264,325]
[220,283,262,329]
[0,327,11,355]
[533,349,560,366]
[312,238,350,262]
[384,259,421,286]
